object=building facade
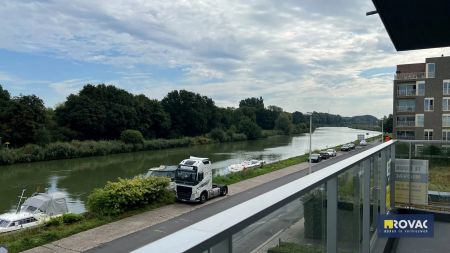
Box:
[394,56,450,140]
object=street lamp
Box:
[380,117,384,143]
[307,112,313,174]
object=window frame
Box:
[443,114,450,127]
[443,80,450,95]
[415,114,424,127]
[416,81,425,96]
[424,97,434,112]
[443,130,450,141]
[424,129,433,140]
[426,63,435,78]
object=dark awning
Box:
[372,0,450,51]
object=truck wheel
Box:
[220,186,228,196]
[199,192,207,204]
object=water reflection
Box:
[0,127,379,213]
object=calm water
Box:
[0,127,379,213]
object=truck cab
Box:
[175,156,227,203]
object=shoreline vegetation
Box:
[1,84,381,166]
[0,135,381,253]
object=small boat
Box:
[0,191,69,233]
[146,165,177,190]
[227,159,266,173]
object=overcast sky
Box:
[1,0,449,117]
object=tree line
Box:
[0,84,382,148]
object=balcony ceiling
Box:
[372,0,450,51]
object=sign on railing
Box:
[395,159,429,206]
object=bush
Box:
[120,130,144,144]
[210,128,226,142]
[43,142,78,160]
[231,133,247,142]
[87,176,172,216]
[238,118,262,140]
[45,217,62,227]
[0,148,18,165]
[62,213,83,224]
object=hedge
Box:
[86,176,173,216]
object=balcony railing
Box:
[395,72,426,80]
[397,121,415,127]
[133,141,396,253]
[397,105,415,112]
[397,89,416,96]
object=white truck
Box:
[175,156,228,203]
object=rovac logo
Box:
[378,214,434,237]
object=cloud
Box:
[1,0,450,117]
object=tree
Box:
[134,95,171,138]
[120,129,144,144]
[239,97,264,109]
[56,84,138,140]
[2,95,47,146]
[292,111,305,124]
[238,118,262,140]
[162,90,218,137]
[275,113,293,134]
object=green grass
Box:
[213,154,309,185]
[429,159,450,192]
[0,195,175,253]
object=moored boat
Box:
[0,192,69,233]
[227,159,265,173]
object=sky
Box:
[1,0,450,118]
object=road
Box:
[86,142,379,253]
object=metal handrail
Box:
[395,72,426,80]
[396,121,415,127]
[397,90,416,96]
[133,140,396,253]
[397,105,415,112]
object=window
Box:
[444,98,450,111]
[443,114,450,127]
[426,63,435,78]
[417,81,425,96]
[424,98,434,111]
[0,219,9,228]
[444,80,450,95]
[415,114,424,127]
[424,129,433,140]
[443,130,450,141]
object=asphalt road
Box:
[87,142,379,253]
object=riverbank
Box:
[0,129,302,166]
[0,135,381,252]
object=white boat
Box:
[0,192,69,233]
[227,159,265,173]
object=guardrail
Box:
[395,72,426,80]
[397,90,416,96]
[133,141,396,253]
[396,121,415,127]
[397,105,415,112]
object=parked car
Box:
[326,149,337,157]
[319,151,330,159]
[309,153,321,163]
[359,139,367,146]
[348,143,356,149]
[341,144,350,151]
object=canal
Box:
[0,127,380,213]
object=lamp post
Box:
[381,118,384,143]
[307,112,313,174]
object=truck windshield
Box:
[175,170,197,185]
[0,219,10,228]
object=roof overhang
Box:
[372,0,450,51]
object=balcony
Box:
[396,120,415,127]
[135,140,450,253]
[395,72,426,80]
[396,89,416,96]
[396,105,415,112]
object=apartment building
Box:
[394,56,450,140]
